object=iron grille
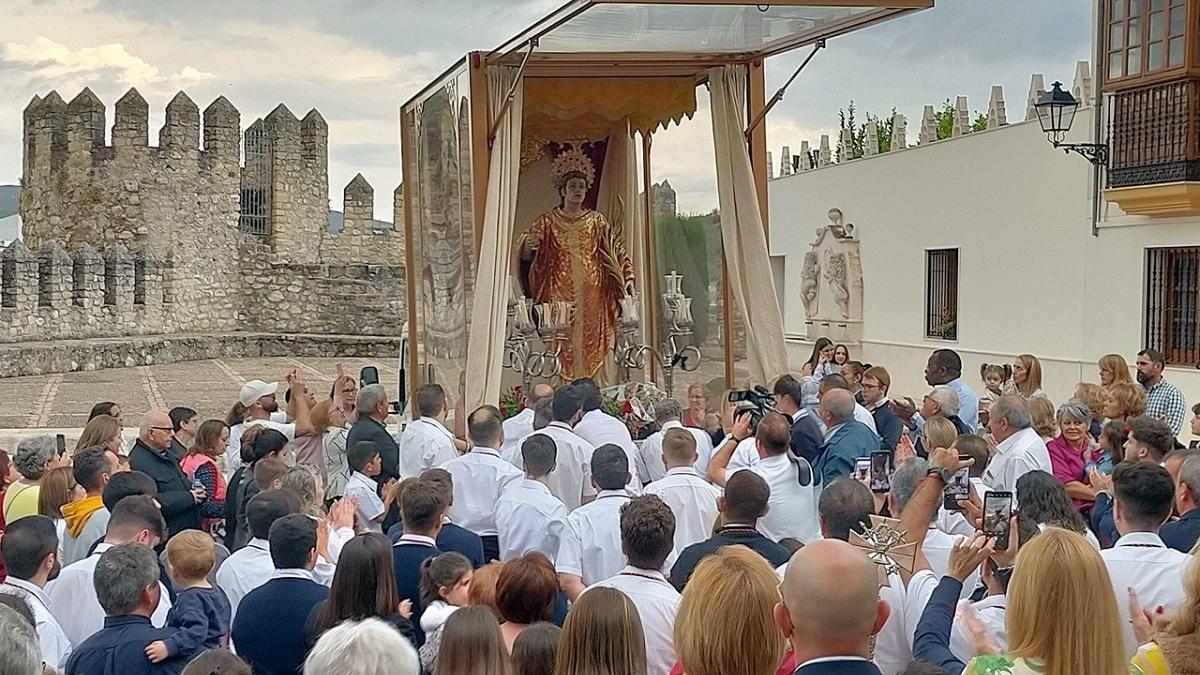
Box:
[1146,247,1200,367]
[925,249,958,341]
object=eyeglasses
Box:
[149,426,174,433]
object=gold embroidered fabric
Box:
[523,77,697,139]
[520,207,635,379]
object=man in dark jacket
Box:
[129,409,201,537]
[772,375,824,464]
[347,384,402,528]
[861,366,904,453]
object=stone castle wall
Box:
[9,87,408,373]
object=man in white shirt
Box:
[397,384,460,479]
[502,397,554,469]
[588,495,681,675]
[982,396,1052,494]
[0,516,73,670]
[215,490,293,621]
[344,440,398,533]
[527,384,597,510]
[501,382,555,458]
[441,405,524,562]
[227,376,314,475]
[644,428,721,556]
[572,377,642,492]
[1101,460,1189,657]
[890,458,978,600]
[637,399,713,483]
[558,445,633,600]
[495,434,570,562]
[46,496,171,647]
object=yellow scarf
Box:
[61,495,104,537]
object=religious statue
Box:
[826,207,855,239]
[800,251,820,318]
[518,141,635,380]
[825,251,850,319]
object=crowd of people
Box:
[0,344,1199,675]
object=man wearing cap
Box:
[226,371,314,475]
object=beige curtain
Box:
[465,67,523,410]
[596,119,648,381]
[708,65,789,384]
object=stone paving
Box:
[0,356,403,442]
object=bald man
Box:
[815,389,881,487]
[775,539,889,674]
[501,382,556,457]
[129,409,203,536]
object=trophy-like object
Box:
[612,270,701,396]
[504,285,573,390]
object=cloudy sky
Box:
[0,0,1092,217]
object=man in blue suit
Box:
[814,389,880,487]
[772,374,825,464]
[774,539,888,675]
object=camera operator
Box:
[705,405,757,487]
[706,411,819,543]
[772,374,824,463]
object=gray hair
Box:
[304,617,419,675]
[654,399,683,424]
[13,435,57,480]
[1056,398,1094,425]
[95,543,160,616]
[0,605,39,675]
[820,389,856,424]
[800,376,821,406]
[892,458,930,514]
[1180,456,1200,505]
[992,395,1032,430]
[927,385,961,417]
[532,396,554,430]
[355,384,388,415]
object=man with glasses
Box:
[860,366,902,453]
[129,409,203,538]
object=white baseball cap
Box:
[239,380,279,407]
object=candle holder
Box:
[613,270,701,397]
[504,293,573,390]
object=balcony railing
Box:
[1108,78,1200,188]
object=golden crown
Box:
[551,139,596,189]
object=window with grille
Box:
[925,249,958,341]
[1146,246,1200,366]
[1106,0,1187,82]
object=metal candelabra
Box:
[613,270,701,397]
[504,294,573,392]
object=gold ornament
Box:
[848,515,917,587]
[550,138,596,189]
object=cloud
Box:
[0,36,208,90]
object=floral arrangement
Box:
[499,385,524,419]
[497,381,668,438]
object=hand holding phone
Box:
[982,491,1014,549]
[869,451,892,493]
[942,460,971,511]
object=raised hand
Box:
[947,533,994,582]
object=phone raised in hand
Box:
[982,491,1014,549]
[942,458,971,511]
[55,434,66,456]
[854,458,871,482]
[869,451,892,493]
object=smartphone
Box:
[869,451,892,493]
[55,434,66,456]
[942,458,971,510]
[982,491,1014,549]
[360,366,380,387]
[854,458,871,482]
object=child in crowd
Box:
[1086,420,1126,475]
[978,363,1009,409]
[419,552,473,636]
[146,531,232,663]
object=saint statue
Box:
[519,141,635,380]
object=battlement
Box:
[320,174,406,266]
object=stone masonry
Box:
[8,87,408,376]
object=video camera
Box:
[727,385,776,430]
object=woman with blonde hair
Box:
[1004,354,1045,399]
[671,546,784,675]
[1132,554,1200,673]
[555,587,646,675]
[468,561,505,621]
[963,528,1128,675]
[74,414,123,456]
[312,399,350,501]
[923,417,959,455]
[282,465,325,518]
[435,605,511,675]
[1028,397,1057,442]
[1103,382,1148,426]
[38,465,82,549]
[1098,353,1134,389]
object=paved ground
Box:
[0,357,402,432]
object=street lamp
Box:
[1034,81,1108,165]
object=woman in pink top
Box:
[180,419,229,536]
[1044,399,1097,509]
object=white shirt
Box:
[440,447,524,536]
[636,421,714,484]
[0,577,73,670]
[921,527,978,600]
[574,409,643,492]
[816,403,879,436]
[398,417,458,479]
[345,470,385,531]
[557,490,631,584]
[589,566,681,675]
[734,454,820,543]
[495,479,570,563]
[529,423,596,510]
[724,436,760,474]
[215,537,274,622]
[982,427,1052,493]
[46,542,171,647]
[643,467,721,556]
[950,594,1007,663]
[500,409,535,457]
[1101,531,1189,656]
[226,411,292,476]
